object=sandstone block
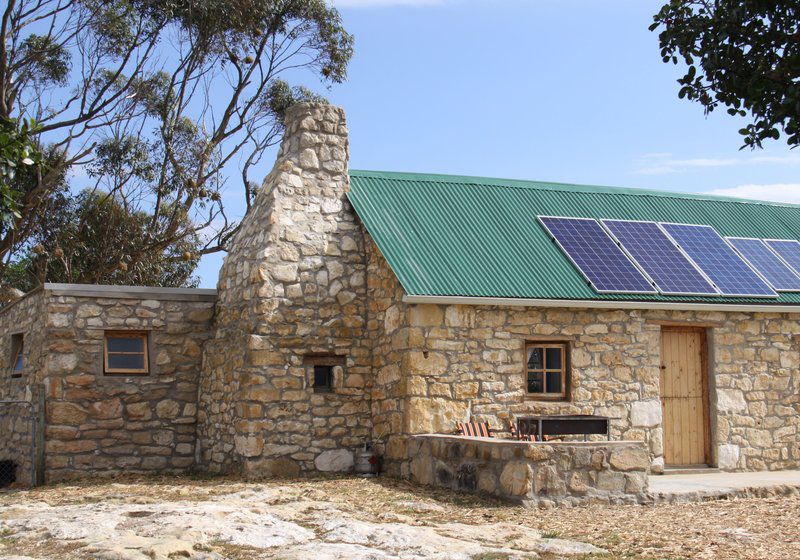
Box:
[445,306,475,328]
[717,389,747,414]
[48,402,88,425]
[126,402,152,420]
[243,457,301,478]
[477,470,497,494]
[314,449,354,472]
[404,397,469,434]
[272,263,299,283]
[499,461,532,496]
[298,148,319,169]
[408,305,444,327]
[402,351,447,376]
[90,398,123,420]
[235,435,265,458]
[609,446,649,471]
[630,400,661,428]
[155,399,181,419]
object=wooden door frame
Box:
[659,326,712,467]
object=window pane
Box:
[13,352,23,372]
[527,347,544,370]
[107,336,145,353]
[527,371,543,393]
[107,353,145,371]
[314,365,332,388]
[545,371,562,394]
[545,347,562,370]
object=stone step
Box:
[661,466,720,475]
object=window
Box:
[526,342,567,399]
[9,334,23,378]
[303,354,345,394]
[104,332,149,375]
[313,365,333,393]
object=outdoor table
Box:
[516,414,611,442]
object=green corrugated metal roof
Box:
[346,169,800,305]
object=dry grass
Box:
[1,474,799,559]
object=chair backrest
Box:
[457,421,492,438]
[510,422,535,441]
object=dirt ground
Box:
[1,475,799,560]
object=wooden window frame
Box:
[104,331,150,375]
[525,341,569,400]
[9,333,23,378]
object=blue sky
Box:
[195,0,800,287]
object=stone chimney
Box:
[197,104,372,477]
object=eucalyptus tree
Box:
[0,0,351,284]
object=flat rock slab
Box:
[649,469,800,501]
[0,486,604,560]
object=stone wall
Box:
[366,236,411,470]
[196,103,372,477]
[407,435,650,505]
[0,291,46,485]
[41,291,214,481]
[365,244,800,474]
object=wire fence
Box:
[0,400,37,488]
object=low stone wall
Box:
[0,291,46,486]
[43,293,215,481]
[407,434,650,506]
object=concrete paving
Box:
[649,469,800,500]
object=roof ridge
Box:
[348,169,800,209]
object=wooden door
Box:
[660,327,710,466]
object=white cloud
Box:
[331,0,443,7]
[706,184,800,205]
[633,152,800,175]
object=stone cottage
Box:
[1,102,798,487]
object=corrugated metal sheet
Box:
[346,170,800,305]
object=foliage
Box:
[0,0,353,287]
[650,1,800,148]
[0,118,39,230]
[7,190,200,292]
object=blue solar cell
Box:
[660,223,777,298]
[727,238,800,292]
[764,240,800,277]
[602,220,718,296]
[539,217,656,294]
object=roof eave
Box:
[402,294,800,314]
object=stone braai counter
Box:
[407,435,650,506]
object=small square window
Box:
[304,354,345,394]
[313,365,333,393]
[104,332,149,375]
[526,342,568,399]
[9,334,23,378]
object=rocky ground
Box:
[0,476,798,560]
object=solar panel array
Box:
[538,217,656,294]
[602,220,718,296]
[656,224,777,298]
[765,240,800,277]
[539,216,800,298]
[727,238,800,292]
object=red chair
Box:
[456,421,493,438]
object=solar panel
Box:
[727,237,800,292]
[538,216,656,294]
[660,223,777,298]
[602,220,718,296]
[764,239,800,276]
